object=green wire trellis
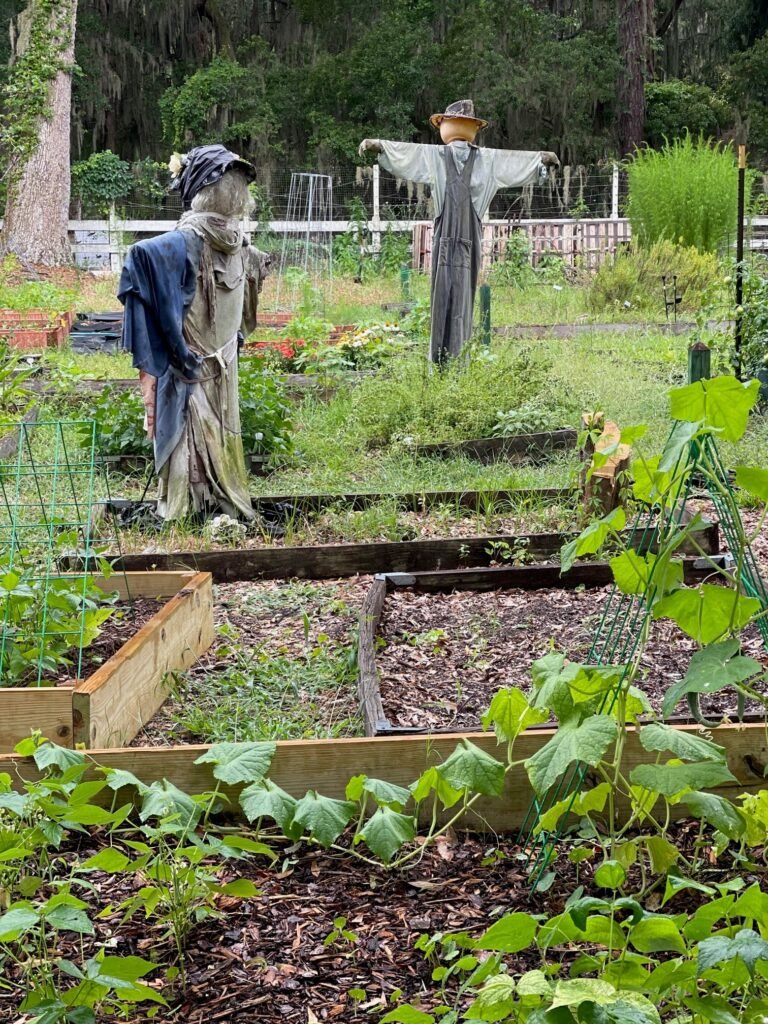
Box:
[0,418,129,687]
[518,426,768,887]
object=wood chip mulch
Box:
[377,584,768,731]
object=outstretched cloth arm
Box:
[488,148,545,190]
[376,141,440,185]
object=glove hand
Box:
[358,139,383,157]
[541,151,560,169]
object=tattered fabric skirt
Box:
[153,334,254,522]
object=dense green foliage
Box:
[627,136,740,253]
[0,0,761,178]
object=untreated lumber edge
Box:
[0,723,764,832]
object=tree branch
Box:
[656,0,685,38]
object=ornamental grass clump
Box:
[627,134,739,254]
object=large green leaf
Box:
[33,744,86,773]
[698,928,768,977]
[610,550,683,599]
[475,912,538,952]
[481,687,548,743]
[669,376,760,442]
[0,906,39,940]
[194,741,276,785]
[409,767,463,809]
[526,717,617,796]
[652,585,760,645]
[630,916,686,954]
[561,507,626,573]
[436,740,505,797]
[139,780,200,826]
[735,465,768,503]
[630,761,736,798]
[684,792,745,840]
[45,905,95,935]
[239,779,298,836]
[357,806,415,864]
[662,640,763,718]
[638,723,726,763]
[465,974,516,1021]
[550,978,619,1008]
[292,791,355,848]
[345,775,411,810]
[632,455,674,505]
[658,419,705,473]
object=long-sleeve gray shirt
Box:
[376,139,543,218]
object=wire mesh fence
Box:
[0,420,128,687]
[106,164,625,224]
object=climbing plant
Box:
[0,0,76,192]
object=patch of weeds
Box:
[166,626,361,741]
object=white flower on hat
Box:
[168,152,184,176]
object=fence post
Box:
[107,203,126,274]
[611,163,620,221]
[688,341,711,384]
[480,284,491,346]
[372,164,381,254]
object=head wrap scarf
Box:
[170,145,256,210]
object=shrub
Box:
[588,240,720,314]
[488,229,535,288]
[350,344,556,446]
[238,359,293,459]
[80,385,151,458]
[627,134,740,254]
[644,80,731,150]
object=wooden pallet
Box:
[0,571,214,752]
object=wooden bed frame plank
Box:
[0,723,763,830]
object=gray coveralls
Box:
[430,146,481,363]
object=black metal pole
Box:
[735,144,746,380]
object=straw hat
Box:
[429,99,488,131]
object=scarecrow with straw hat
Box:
[119,144,269,522]
[360,100,559,363]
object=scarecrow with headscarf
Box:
[119,144,269,521]
[360,100,559,363]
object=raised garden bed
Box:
[0,309,73,349]
[357,559,739,736]
[0,570,213,753]
[494,319,732,338]
[417,428,578,463]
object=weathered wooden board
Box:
[0,723,764,831]
[0,572,213,753]
[252,486,574,514]
[358,578,388,736]
[417,428,578,463]
[111,522,719,582]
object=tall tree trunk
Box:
[617,0,653,156]
[0,0,77,266]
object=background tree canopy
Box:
[3,0,768,178]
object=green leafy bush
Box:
[71,150,133,216]
[0,555,116,686]
[492,398,575,436]
[350,344,555,446]
[488,229,536,288]
[238,359,293,458]
[644,80,731,150]
[627,134,740,253]
[80,385,151,458]
[588,240,720,313]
